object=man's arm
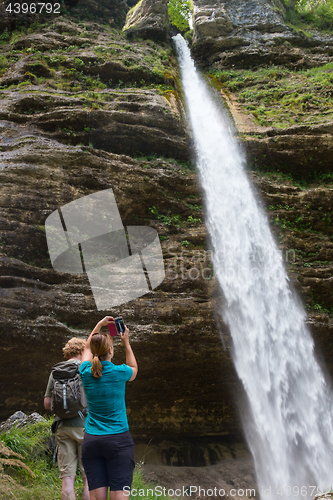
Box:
[44,373,53,411]
[44,397,51,410]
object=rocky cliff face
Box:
[0,0,332,464]
[192,0,333,69]
[0,12,244,462]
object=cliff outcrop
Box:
[0,0,332,463]
[191,0,333,69]
[123,0,169,41]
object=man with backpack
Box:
[44,337,90,500]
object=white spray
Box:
[173,34,333,497]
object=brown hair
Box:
[63,338,86,360]
[90,332,113,378]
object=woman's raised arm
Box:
[120,327,138,381]
[81,316,114,363]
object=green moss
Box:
[162,89,180,106]
[0,32,11,45]
[0,56,8,75]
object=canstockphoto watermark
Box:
[123,486,256,497]
[165,247,296,282]
[45,189,165,310]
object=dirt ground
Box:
[141,457,258,500]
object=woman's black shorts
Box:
[81,430,135,492]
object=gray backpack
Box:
[51,361,88,420]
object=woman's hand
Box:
[98,316,114,327]
[120,326,130,346]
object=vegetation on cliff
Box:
[210,63,333,129]
[0,19,173,90]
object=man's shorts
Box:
[81,430,135,491]
[55,426,86,479]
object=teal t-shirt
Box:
[79,360,133,435]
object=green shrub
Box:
[168,0,192,31]
[314,3,333,29]
[0,32,10,44]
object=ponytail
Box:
[91,354,103,378]
[90,333,113,378]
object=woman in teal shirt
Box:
[80,316,138,500]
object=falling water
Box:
[173,34,333,497]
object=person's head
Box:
[90,332,114,378]
[63,338,86,360]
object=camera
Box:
[114,316,125,335]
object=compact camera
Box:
[107,316,125,336]
[114,316,125,334]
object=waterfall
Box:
[173,34,333,497]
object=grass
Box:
[209,62,333,129]
[251,160,333,186]
[0,419,171,500]
[0,418,63,499]
[134,154,195,173]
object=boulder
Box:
[0,411,46,435]
[123,0,169,41]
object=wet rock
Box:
[12,35,65,52]
[124,0,169,41]
[241,127,333,176]
[141,457,257,493]
[313,491,333,500]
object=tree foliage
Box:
[168,0,192,31]
[285,0,333,29]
